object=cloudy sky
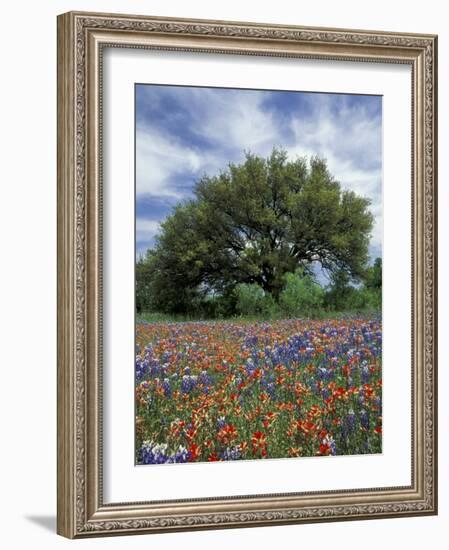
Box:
[136,84,382,266]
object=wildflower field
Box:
[135,317,382,465]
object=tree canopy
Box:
[137,148,374,314]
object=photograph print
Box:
[134,84,383,466]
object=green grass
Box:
[137,312,203,323]
[136,309,381,324]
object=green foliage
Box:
[364,257,382,291]
[323,269,354,312]
[354,288,382,310]
[136,148,375,315]
[200,292,237,319]
[234,283,279,317]
[279,270,324,317]
[135,256,155,313]
[324,258,382,313]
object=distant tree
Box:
[136,256,154,313]
[324,257,382,312]
[364,257,382,291]
[280,269,324,317]
[234,283,278,317]
[323,268,356,311]
[138,148,374,314]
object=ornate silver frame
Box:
[57,11,438,538]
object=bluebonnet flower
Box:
[347,409,356,433]
[360,409,370,430]
[135,356,148,382]
[217,416,226,430]
[144,344,153,355]
[172,446,189,463]
[361,362,370,384]
[138,441,189,464]
[244,358,257,376]
[221,446,242,460]
[162,378,171,398]
[317,367,329,381]
[181,375,197,394]
[199,370,212,387]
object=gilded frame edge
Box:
[57,10,438,539]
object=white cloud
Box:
[136,128,203,199]
[188,88,279,155]
[136,87,282,203]
[290,97,381,168]
[286,96,382,256]
[136,218,161,243]
[136,87,383,259]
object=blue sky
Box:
[136,84,382,267]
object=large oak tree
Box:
[138,149,374,313]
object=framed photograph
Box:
[57,11,438,538]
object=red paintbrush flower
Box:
[207,453,220,462]
[188,443,201,461]
[217,424,238,445]
[251,431,267,451]
[297,420,317,435]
